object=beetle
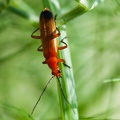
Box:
[30,8,71,115]
[31,8,68,77]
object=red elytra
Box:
[31,8,67,77]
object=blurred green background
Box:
[0,0,120,119]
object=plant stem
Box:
[58,26,79,120]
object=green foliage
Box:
[0,0,120,120]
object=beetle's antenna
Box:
[56,77,75,113]
[31,75,55,115]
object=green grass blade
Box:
[7,0,38,26]
[58,26,79,120]
[57,5,88,25]
[103,78,120,83]
[0,104,34,120]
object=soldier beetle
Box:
[31,8,71,114]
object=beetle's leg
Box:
[37,45,43,52]
[31,28,41,39]
[58,59,70,68]
[52,27,60,38]
[58,37,67,50]
[54,14,57,21]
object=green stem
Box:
[57,5,88,25]
[58,26,79,120]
